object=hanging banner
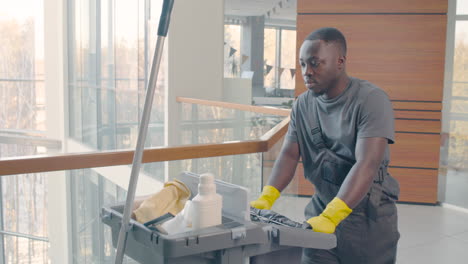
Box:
[290,68,296,79]
[278,67,285,76]
[229,47,237,57]
[265,65,273,75]
[241,55,249,64]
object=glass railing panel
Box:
[178,102,286,146]
[441,96,468,208]
[0,172,49,263]
[68,169,134,264]
[0,133,60,159]
[1,102,285,165]
[168,153,263,201]
[1,173,48,238]
[0,169,147,264]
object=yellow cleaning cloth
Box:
[133,179,191,224]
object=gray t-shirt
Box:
[287,77,395,166]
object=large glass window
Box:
[443,17,468,209]
[264,28,277,89]
[280,29,296,90]
[224,24,242,78]
[68,0,166,152]
[0,0,49,262]
[442,1,468,209]
[68,0,166,261]
[456,0,468,15]
[70,170,128,263]
[264,27,296,95]
[0,1,45,132]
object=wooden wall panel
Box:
[296,14,447,101]
[389,168,438,203]
[264,131,442,198]
[298,0,448,14]
[395,119,441,133]
[393,102,442,111]
[394,110,441,120]
[391,133,441,169]
[264,152,441,201]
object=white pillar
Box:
[165,0,224,177]
[44,0,70,263]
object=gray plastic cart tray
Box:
[101,172,336,263]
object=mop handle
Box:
[114,0,174,263]
[158,0,174,37]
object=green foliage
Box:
[281,100,293,109]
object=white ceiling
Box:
[225,0,297,22]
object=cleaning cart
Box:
[102,172,336,263]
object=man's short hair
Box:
[305,27,347,56]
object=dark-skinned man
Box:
[251,27,400,263]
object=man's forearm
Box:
[267,151,300,192]
[338,137,387,209]
[337,161,379,209]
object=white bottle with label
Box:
[191,173,223,229]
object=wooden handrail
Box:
[176,97,291,116]
[0,140,267,176]
[260,117,291,149]
[0,110,290,176]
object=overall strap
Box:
[295,99,327,152]
[310,102,327,150]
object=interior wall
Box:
[165,0,224,180]
[290,0,448,203]
[166,0,224,148]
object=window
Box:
[224,24,242,78]
[0,1,45,132]
[264,28,277,89]
[280,29,297,90]
[441,0,468,209]
[0,1,49,262]
[264,27,296,93]
[67,0,166,261]
[68,0,166,152]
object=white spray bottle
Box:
[191,173,223,229]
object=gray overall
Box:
[292,82,400,264]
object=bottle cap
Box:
[199,173,216,195]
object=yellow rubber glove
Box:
[306,197,352,234]
[250,185,281,210]
[133,179,191,224]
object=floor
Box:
[272,198,468,263]
[446,169,468,208]
[397,203,468,264]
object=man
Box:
[251,27,400,263]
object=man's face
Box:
[299,40,344,97]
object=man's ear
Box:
[338,55,346,69]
